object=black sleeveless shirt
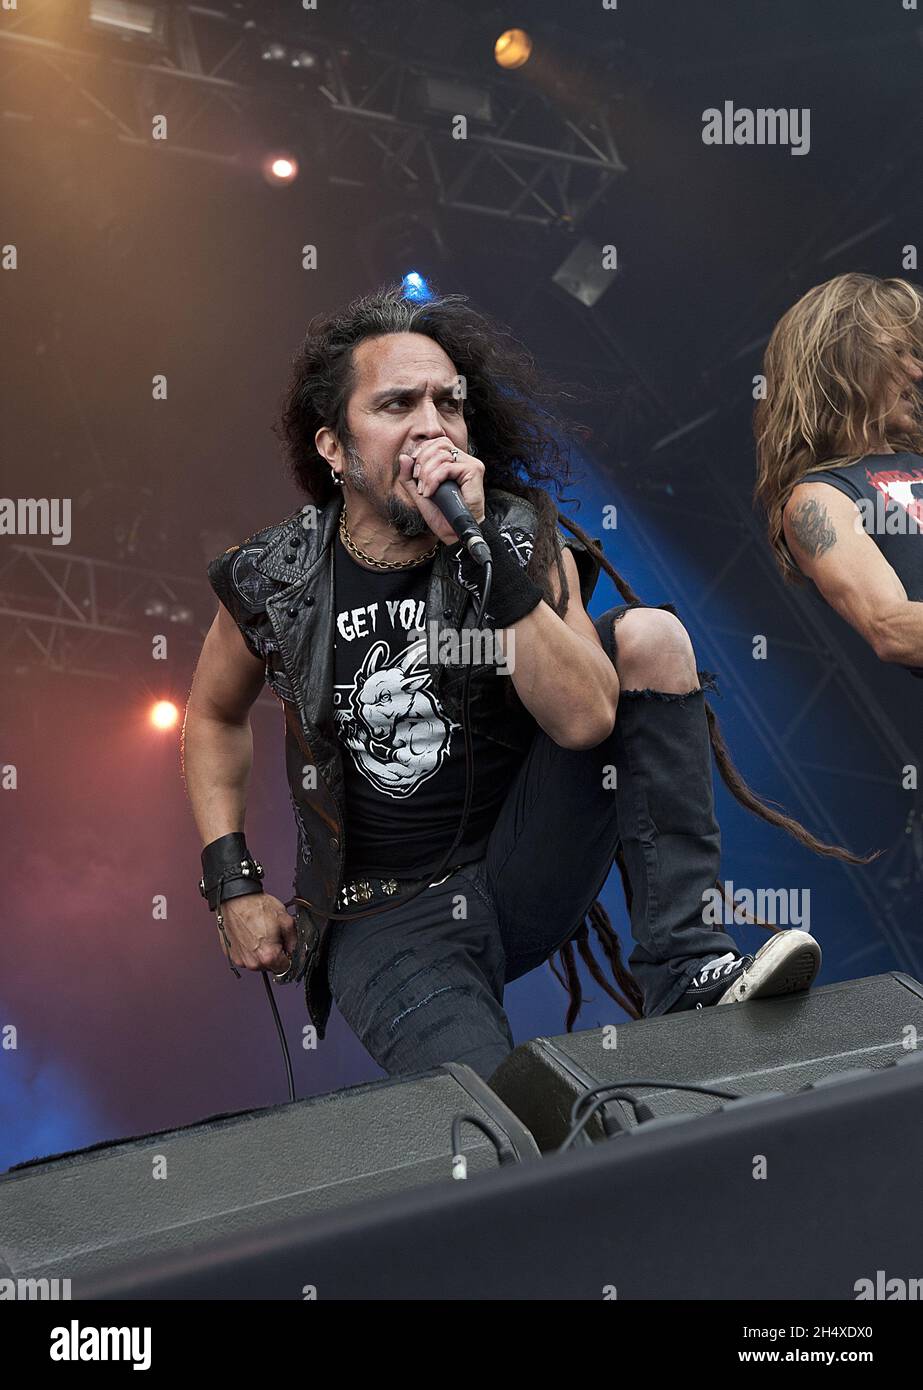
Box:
[803,452,923,678]
[332,532,533,875]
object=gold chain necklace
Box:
[339,505,439,571]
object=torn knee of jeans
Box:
[619,670,719,704]
[610,601,679,623]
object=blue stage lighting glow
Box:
[402,272,433,302]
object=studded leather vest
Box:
[206,487,601,1039]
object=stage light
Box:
[150,701,178,730]
[262,153,299,186]
[494,28,533,70]
[87,1,167,49]
[142,598,193,624]
[553,238,617,308]
[402,272,433,303]
[254,31,324,83]
[417,77,493,124]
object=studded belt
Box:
[337,864,463,910]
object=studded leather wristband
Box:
[199,832,265,912]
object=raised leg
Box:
[597,605,739,1014]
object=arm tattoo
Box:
[789,498,838,560]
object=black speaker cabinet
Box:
[0,1061,539,1287]
[488,971,923,1150]
[73,1050,923,1299]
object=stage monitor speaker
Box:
[0,1061,539,1287]
[75,1050,923,1299]
[488,971,923,1150]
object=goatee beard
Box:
[344,445,431,539]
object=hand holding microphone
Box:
[398,438,490,565]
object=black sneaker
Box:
[667,930,822,1013]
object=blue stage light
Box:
[402,272,433,302]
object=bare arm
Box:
[182,602,297,973]
[783,482,923,665]
[182,600,266,846]
[494,546,619,750]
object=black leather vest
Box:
[206,487,601,1038]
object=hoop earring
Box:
[330,467,343,486]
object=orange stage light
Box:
[150,701,178,730]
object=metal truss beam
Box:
[0,542,280,713]
[0,8,625,226]
[0,543,203,673]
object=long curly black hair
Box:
[272,283,873,1030]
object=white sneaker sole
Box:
[716,929,821,1005]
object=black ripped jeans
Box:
[325,603,739,1081]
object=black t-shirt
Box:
[332,533,531,876]
[804,452,923,678]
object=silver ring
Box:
[272,950,292,982]
[450,446,459,462]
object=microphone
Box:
[432,480,491,567]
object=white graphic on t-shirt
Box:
[335,636,460,798]
[867,468,923,527]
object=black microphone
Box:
[432,480,491,567]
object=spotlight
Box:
[494,28,533,70]
[262,153,299,186]
[150,700,178,730]
[402,272,433,303]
